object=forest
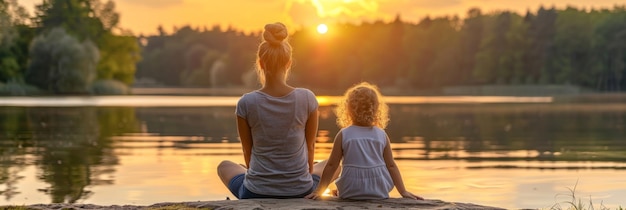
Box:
[2,0,626,95]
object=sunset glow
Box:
[317,23,328,34]
[17,0,626,35]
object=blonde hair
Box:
[256,22,292,86]
[335,82,389,129]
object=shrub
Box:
[0,81,41,96]
[89,79,129,95]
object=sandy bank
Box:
[21,198,505,210]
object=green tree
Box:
[33,0,104,41]
[97,33,140,85]
[593,7,626,91]
[26,27,99,94]
[180,45,217,87]
[404,16,461,88]
[33,0,140,90]
[0,0,22,82]
[548,7,595,85]
[524,7,557,84]
[474,12,511,84]
[458,8,485,85]
[136,25,257,87]
[472,12,527,85]
[91,0,140,86]
[427,16,462,87]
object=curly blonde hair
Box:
[335,82,389,129]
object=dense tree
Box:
[0,0,26,82]
[474,12,528,85]
[136,26,257,87]
[404,16,461,88]
[593,6,626,91]
[33,0,139,89]
[96,33,140,85]
[457,8,485,85]
[26,27,99,94]
[33,0,104,41]
[524,7,557,84]
[549,7,595,85]
[0,14,19,82]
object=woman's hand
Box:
[400,191,424,200]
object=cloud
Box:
[387,0,463,10]
[286,0,387,26]
[283,0,467,26]
[286,0,321,27]
[311,0,379,17]
[119,0,184,8]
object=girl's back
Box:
[336,125,393,200]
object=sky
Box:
[18,0,626,35]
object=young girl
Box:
[217,22,327,199]
[305,82,423,200]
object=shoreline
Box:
[16,198,506,210]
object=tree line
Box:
[2,1,626,95]
[137,6,626,93]
[290,6,626,92]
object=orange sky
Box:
[19,0,626,35]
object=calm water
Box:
[0,95,625,209]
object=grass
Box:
[0,206,36,210]
[550,180,623,210]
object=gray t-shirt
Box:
[236,88,318,196]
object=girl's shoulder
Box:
[344,125,385,131]
[343,126,387,137]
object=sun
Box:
[317,24,328,34]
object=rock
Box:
[20,198,505,210]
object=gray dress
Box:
[335,125,394,200]
[236,88,318,196]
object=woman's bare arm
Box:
[305,131,343,199]
[305,109,319,173]
[237,116,253,168]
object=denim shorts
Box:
[227,174,320,199]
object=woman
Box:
[217,22,326,199]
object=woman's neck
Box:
[260,70,293,97]
[264,72,288,87]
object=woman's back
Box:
[236,88,318,195]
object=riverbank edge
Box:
[10,198,507,210]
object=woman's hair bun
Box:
[263,22,288,46]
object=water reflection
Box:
[387,104,626,162]
[0,107,139,203]
[0,99,625,208]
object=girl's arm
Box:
[237,116,253,168]
[305,131,343,199]
[305,109,319,173]
[383,134,424,200]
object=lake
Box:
[0,95,625,209]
